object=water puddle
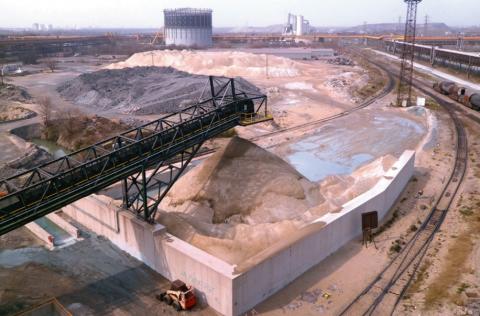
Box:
[31,138,70,159]
[0,247,43,268]
[35,217,75,247]
[285,113,425,181]
[288,151,373,181]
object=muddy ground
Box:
[0,227,217,316]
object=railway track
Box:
[183,55,395,161]
[249,58,395,141]
[338,56,469,316]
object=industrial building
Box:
[163,8,213,48]
[283,13,310,36]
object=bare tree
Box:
[44,59,58,73]
[38,96,53,127]
[59,108,80,136]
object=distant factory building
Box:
[163,8,213,48]
[283,13,310,36]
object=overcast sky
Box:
[1,0,478,29]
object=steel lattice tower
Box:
[396,0,422,107]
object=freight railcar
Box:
[433,81,480,111]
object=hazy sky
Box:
[1,0,478,29]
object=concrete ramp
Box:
[25,213,79,249]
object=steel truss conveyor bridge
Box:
[0,77,271,236]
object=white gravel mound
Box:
[108,50,302,78]
[157,137,396,264]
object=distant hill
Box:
[2,22,477,37]
[214,25,285,34]
[213,23,457,36]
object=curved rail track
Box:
[339,56,469,316]
[184,55,395,161]
[249,58,395,141]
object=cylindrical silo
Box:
[296,15,304,36]
[163,8,213,48]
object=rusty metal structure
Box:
[396,0,423,107]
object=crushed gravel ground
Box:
[57,66,259,115]
[0,84,31,103]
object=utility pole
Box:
[363,21,368,46]
[265,54,269,79]
[423,15,429,36]
[396,0,422,107]
[398,16,402,34]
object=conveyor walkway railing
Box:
[0,77,269,236]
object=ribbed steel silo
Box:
[163,8,213,48]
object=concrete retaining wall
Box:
[46,212,81,239]
[25,221,54,247]
[62,150,415,316]
[10,123,42,140]
[231,150,415,315]
[62,196,235,314]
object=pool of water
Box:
[35,217,73,246]
[288,151,374,181]
[31,138,70,159]
[285,112,426,182]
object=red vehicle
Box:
[157,280,197,311]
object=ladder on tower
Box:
[397,0,423,107]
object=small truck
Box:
[157,280,197,311]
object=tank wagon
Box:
[433,81,480,111]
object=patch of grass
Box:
[425,98,441,111]
[456,283,470,294]
[408,259,432,296]
[43,115,129,151]
[390,242,402,253]
[352,56,386,101]
[424,232,473,307]
[423,199,479,309]
[459,206,474,217]
[374,208,400,236]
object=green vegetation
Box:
[374,208,399,237]
[406,259,432,298]
[351,54,387,101]
[425,98,441,111]
[423,195,480,309]
[390,242,402,253]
